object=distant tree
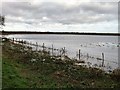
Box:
[0,15,5,31]
[0,15,5,26]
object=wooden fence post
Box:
[64,47,66,56]
[79,49,81,60]
[36,42,38,51]
[52,44,53,56]
[43,43,45,52]
[59,50,61,58]
[87,53,89,60]
[57,49,59,56]
[28,41,29,47]
[22,40,23,45]
[12,38,14,43]
[102,53,104,67]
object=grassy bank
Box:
[2,39,120,88]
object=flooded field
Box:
[5,34,120,72]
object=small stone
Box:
[43,59,45,62]
[56,57,61,60]
[91,82,94,85]
[30,59,36,62]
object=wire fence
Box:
[2,37,118,72]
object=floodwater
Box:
[5,34,120,72]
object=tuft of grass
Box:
[110,69,120,82]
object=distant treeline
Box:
[1,31,120,36]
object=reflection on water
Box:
[6,34,119,72]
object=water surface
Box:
[6,34,119,72]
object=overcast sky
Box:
[1,0,119,33]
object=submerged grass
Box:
[2,39,120,88]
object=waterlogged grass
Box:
[2,39,120,88]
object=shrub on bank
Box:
[111,69,120,81]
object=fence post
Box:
[12,38,14,43]
[22,40,23,45]
[102,53,104,67]
[87,53,89,60]
[28,41,30,47]
[36,42,38,51]
[52,44,53,56]
[59,50,61,58]
[64,47,66,56]
[79,49,81,60]
[57,49,59,56]
[43,43,45,53]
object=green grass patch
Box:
[2,57,28,88]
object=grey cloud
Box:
[2,2,118,25]
[79,2,117,14]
